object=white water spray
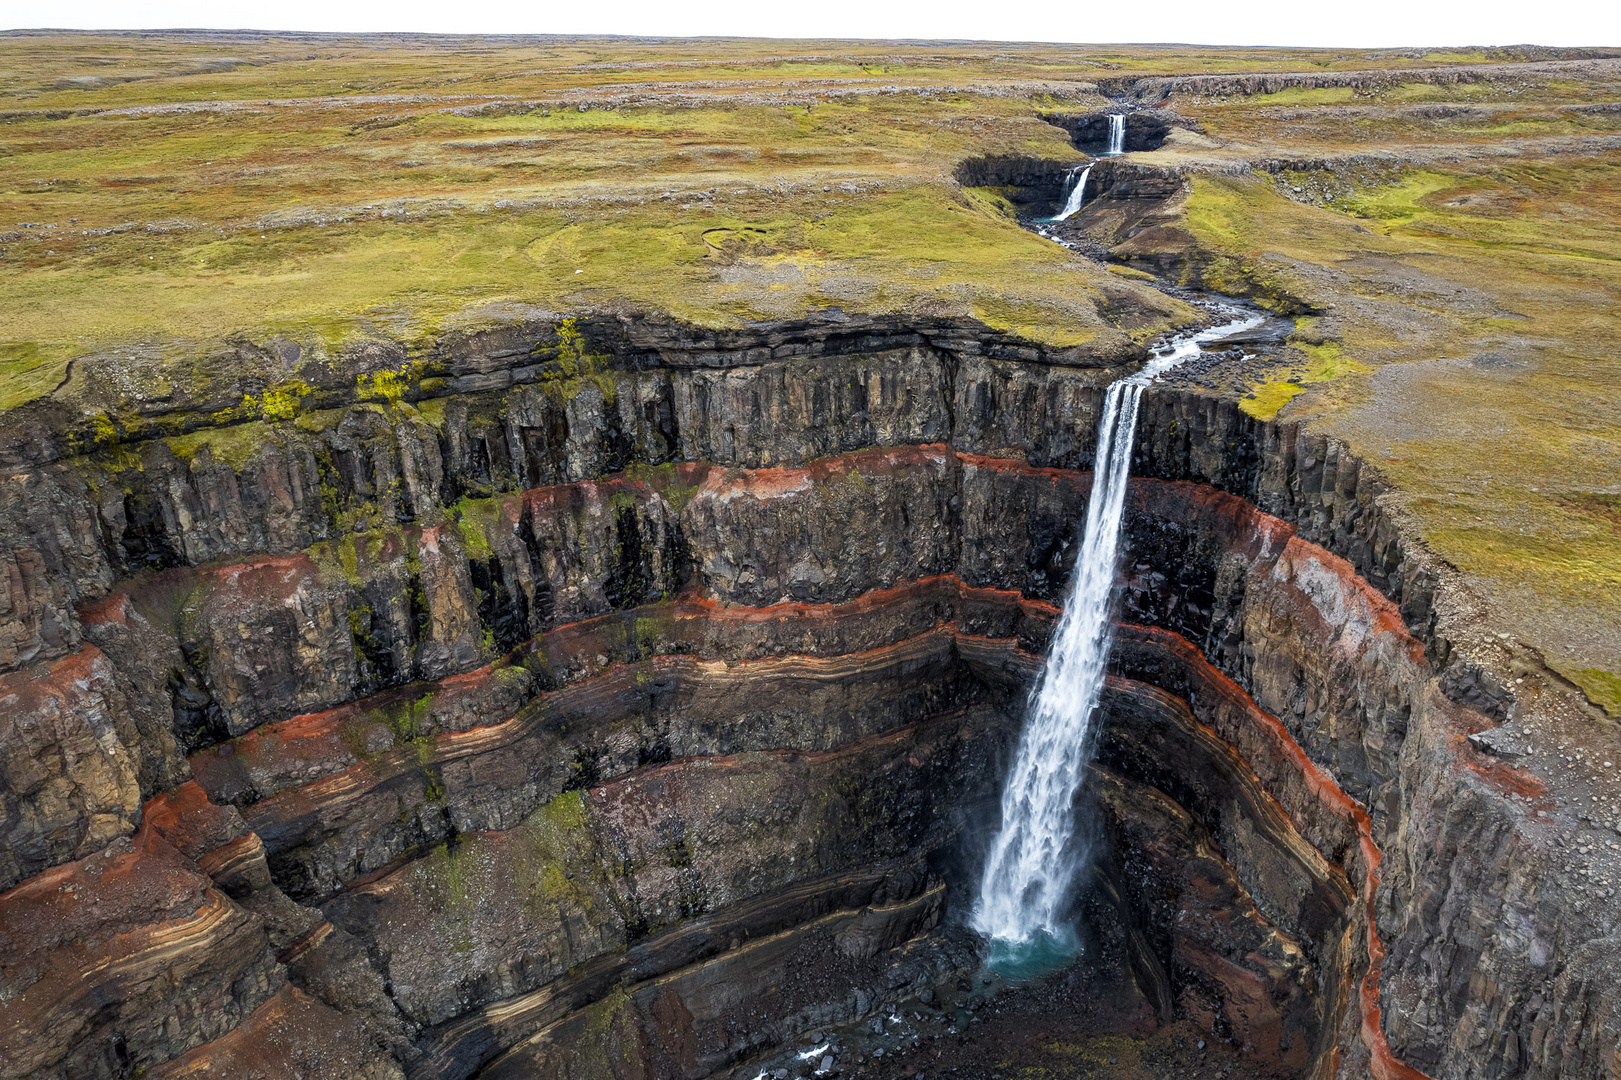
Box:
[972,304,1264,950]
[1053,164,1092,221]
[1106,114,1126,156]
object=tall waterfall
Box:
[972,305,1264,955]
[1106,113,1126,156]
[1053,164,1092,221]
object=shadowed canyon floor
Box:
[1,31,1620,1080]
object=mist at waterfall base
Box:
[971,305,1266,979]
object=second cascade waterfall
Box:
[1053,164,1092,221]
[972,304,1264,959]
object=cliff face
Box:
[0,315,1608,1080]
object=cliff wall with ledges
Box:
[0,314,1604,1080]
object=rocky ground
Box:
[721,921,1261,1080]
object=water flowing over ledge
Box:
[1053,164,1093,221]
[973,305,1265,956]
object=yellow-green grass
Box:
[1,35,1585,110]
[1200,111,1621,161]
[1179,159,1621,693]
[5,34,1613,418]
[0,116,1109,406]
[1551,663,1621,717]
[1,96,1075,236]
[0,180,1192,412]
[9,36,1214,412]
[1239,342,1369,420]
[1174,65,1621,160]
[1246,86,1361,106]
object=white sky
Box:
[8,0,1621,49]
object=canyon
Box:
[2,300,1612,1080]
[2,33,1620,1080]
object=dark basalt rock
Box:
[1092,57,1621,104]
[0,312,1606,1080]
[1041,109,1180,154]
[950,154,1089,210]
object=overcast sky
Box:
[10,0,1621,49]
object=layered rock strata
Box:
[0,315,1600,1080]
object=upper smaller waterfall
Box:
[1053,164,1092,221]
[1105,114,1125,156]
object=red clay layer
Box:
[1115,624,1430,1080]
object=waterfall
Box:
[972,305,1265,956]
[1107,113,1125,156]
[1053,164,1092,221]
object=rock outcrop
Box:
[1093,58,1621,104]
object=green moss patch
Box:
[512,790,619,917]
[1550,662,1621,718]
[1240,342,1370,420]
